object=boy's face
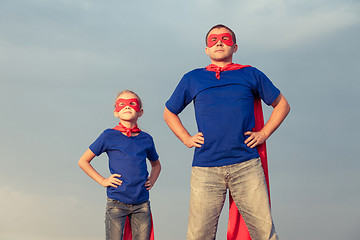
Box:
[205,27,238,64]
[115,98,141,112]
[207,33,234,47]
[114,92,143,122]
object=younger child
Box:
[78,90,161,240]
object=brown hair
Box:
[205,24,237,45]
[114,90,143,109]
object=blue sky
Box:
[1,0,359,239]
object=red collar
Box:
[206,63,251,79]
[113,122,141,137]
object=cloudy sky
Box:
[1,0,359,239]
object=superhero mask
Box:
[115,98,141,112]
[207,33,234,47]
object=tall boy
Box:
[164,24,290,240]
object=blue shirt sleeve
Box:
[89,131,107,156]
[147,136,159,161]
[253,68,280,106]
[165,74,194,115]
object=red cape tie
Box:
[206,63,251,79]
[113,122,141,137]
[206,63,271,240]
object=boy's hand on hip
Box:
[184,132,204,148]
[244,131,267,148]
[101,174,122,188]
[145,178,154,190]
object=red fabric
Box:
[227,98,270,240]
[114,121,152,239]
[207,33,234,47]
[123,214,155,240]
[206,63,251,80]
[113,123,141,137]
[206,63,270,240]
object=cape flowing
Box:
[123,214,154,240]
[122,64,270,240]
[205,63,271,239]
[226,98,271,240]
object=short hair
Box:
[114,90,143,109]
[205,24,237,45]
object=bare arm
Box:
[78,148,122,188]
[163,107,204,148]
[145,159,161,190]
[245,93,290,148]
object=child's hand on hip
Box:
[101,174,122,188]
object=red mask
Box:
[115,98,141,112]
[207,33,234,47]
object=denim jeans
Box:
[187,158,278,240]
[105,198,151,240]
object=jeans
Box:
[105,198,151,240]
[187,158,278,240]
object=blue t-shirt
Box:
[166,67,280,167]
[89,129,159,204]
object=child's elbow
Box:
[78,158,85,169]
[284,101,290,116]
[287,102,291,113]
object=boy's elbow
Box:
[286,103,291,114]
[78,158,85,169]
[283,98,290,115]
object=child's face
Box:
[205,27,238,63]
[114,92,143,122]
[115,98,141,112]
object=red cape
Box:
[227,98,271,240]
[113,127,153,239]
[123,65,270,240]
[205,63,271,239]
[123,214,154,240]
